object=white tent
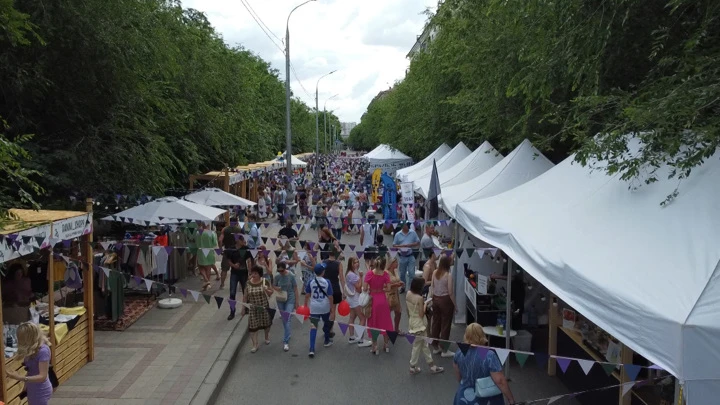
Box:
[183,188,257,207]
[102,197,226,224]
[363,144,413,175]
[396,143,451,180]
[440,139,554,217]
[414,141,503,197]
[404,142,471,184]
[277,153,308,167]
[455,141,720,404]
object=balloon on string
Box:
[337,301,350,317]
[296,305,311,320]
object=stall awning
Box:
[0,209,93,264]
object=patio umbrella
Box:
[183,188,256,207]
[101,197,226,225]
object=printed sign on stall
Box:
[53,214,93,241]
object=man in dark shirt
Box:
[219,221,242,289]
[278,222,298,240]
[228,236,253,320]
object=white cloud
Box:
[180,0,436,122]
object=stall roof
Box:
[363,144,412,161]
[414,141,503,198]
[1,209,92,263]
[396,143,451,179]
[440,139,553,217]
[404,142,471,184]
[454,139,720,403]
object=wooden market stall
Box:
[0,203,94,405]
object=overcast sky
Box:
[181,0,436,123]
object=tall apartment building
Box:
[340,122,357,139]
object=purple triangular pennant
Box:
[280,310,290,323]
[556,357,572,373]
[228,299,237,312]
[164,246,173,255]
[356,252,364,259]
[405,334,415,344]
[624,364,642,381]
[338,322,348,336]
[349,244,356,251]
[180,288,188,298]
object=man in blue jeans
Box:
[227,236,253,321]
[304,263,335,358]
[392,222,420,293]
[273,262,299,352]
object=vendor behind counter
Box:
[2,263,34,324]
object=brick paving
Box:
[49,221,297,405]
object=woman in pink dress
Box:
[364,256,400,355]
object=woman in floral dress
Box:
[241,265,274,352]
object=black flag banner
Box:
[426,159,440,220]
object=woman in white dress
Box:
[258,191,268,219]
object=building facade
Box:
[340,122,357,139]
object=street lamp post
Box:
[323,94,338,154]
[285,0,316,182]
[315,70,336,175]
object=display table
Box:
[482,326,517,338]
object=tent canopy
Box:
[277,153,309,167]
[405,142,471,184]
[415,141,503,198]
[440,139,553,217]
[454,140,720,403]
[364,144,413,175]
[102,197,226,224]
[396,143,451,179]
[183,188,257,207]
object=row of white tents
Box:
[395,138,719,404]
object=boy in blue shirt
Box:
[304,263,335,358]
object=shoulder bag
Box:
[475,376,502,398]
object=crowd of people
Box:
[214,152,518,405]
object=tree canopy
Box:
[348,0,720,186]
[0,0,338,211]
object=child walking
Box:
[406,277,444,375]
[304,263,335,358]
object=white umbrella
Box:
[101,197,226,225]
[183,188,257,207]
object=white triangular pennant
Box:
[201,248,211,257]
[494,348,510,365]
[489,248,498,257]
[298,250,307,261]
[432,248,442,257]
[621,381,636,397]
[250,249,258,258]
[354,325,366,340]
[102,267,111,277]
[577,359,594,375]
[238,222,245,229]
[424,337,434,346]
[152,246,163,255]
[294,313,305,324]
[304,224,311,230]
[190,290,200,302]
[100,241,112,251]
[547,395,563,404]
[476,250,485,258]
[62,254,71,264]
[389,250,398,259]
[144,278,153,292]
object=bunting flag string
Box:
[58,252,665,377]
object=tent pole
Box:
[505,257,513,378]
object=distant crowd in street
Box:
[209,151,518,405]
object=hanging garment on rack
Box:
[152,246,168,276]
[105,270,126,322]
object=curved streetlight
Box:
[285,0,317,181]
[323,94,339,153]
[315,70,337,174]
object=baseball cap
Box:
[314,263,326,275]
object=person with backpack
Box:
[304,263,335,358]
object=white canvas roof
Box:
[454,141,720,403]
[440,139,553,217]
[414,141,503,197]
[363,144,413,175]
[404,142,471,183]
[396,143,451,178]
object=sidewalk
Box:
[49,220,305,405]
